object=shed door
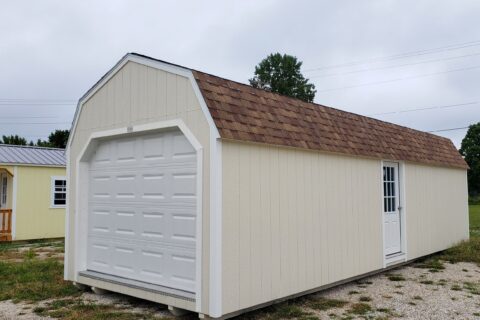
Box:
[86,129,197,293]
[383,162,401,256]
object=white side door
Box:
[383,162,401,255]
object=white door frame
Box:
[381,160,407,267]
[74,119,203,311]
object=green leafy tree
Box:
[0,130,69,148]
[46,129,69,148]
[36,139,51,148]
[0,135,28,145]
[249,53,316,102]
[460,122,480,196]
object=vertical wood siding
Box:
[221,141,384,314]
[405,163,469,259]
[66,61,211,312]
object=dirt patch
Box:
[0,300,45,320]
[0,241,64,263]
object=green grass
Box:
[469,205,480,237]
[348,303,372,315]
[387,274,405,281]
[358,296,372,302]
[0,258,79,302]
[463,282,480,295]
[303,297,348,311]
[34,299,165,320]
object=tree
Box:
[47,129,69,148]
[36,139,51,148]
[0,135,28,145]
[0,130,69,148]
[460,122,480,196]
[249,53,316,102]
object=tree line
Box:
[0,129,69,149]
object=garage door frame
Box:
[73,119,203,310]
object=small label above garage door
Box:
[86,129,197,293]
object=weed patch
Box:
[272,303,311,319]
[34,299,163,320]
[348,303,372,315]
[303,297,348,311]
[463,282,480,295]
[387,274,405,281]
[0,259,79,302]
[451,284,462,291]
[437,238,480,265]
[414,258,445,272]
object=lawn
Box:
[469,204,480,237]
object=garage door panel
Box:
[92,142,113,166]
[87,239,112,272]
[169,251,196,291]
[87,129,197,293]
[112,245,137,275]
[172,133,196,158]
[142,136,165,160]
[140,209,166,240]
[171,212,196,243]
[116,139,137,162]
[89,206,113,235]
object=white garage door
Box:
[86,129,197,293]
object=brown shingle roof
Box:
[192,70,468,170]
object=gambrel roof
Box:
[192,70,467,169]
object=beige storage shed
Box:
[65,53,469,319]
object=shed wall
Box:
[221,141,384,314]
[404,163,469,259]
[15,166,66,240]
[66,61,211,312]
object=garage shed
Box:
[65,53,469,319]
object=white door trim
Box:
[73,119,203,311]
[381,161,407,267]
[11,166,18,240]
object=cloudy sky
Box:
[1,0,479,147]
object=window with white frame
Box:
[51,176,66,207]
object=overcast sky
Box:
[1,0,479,147]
